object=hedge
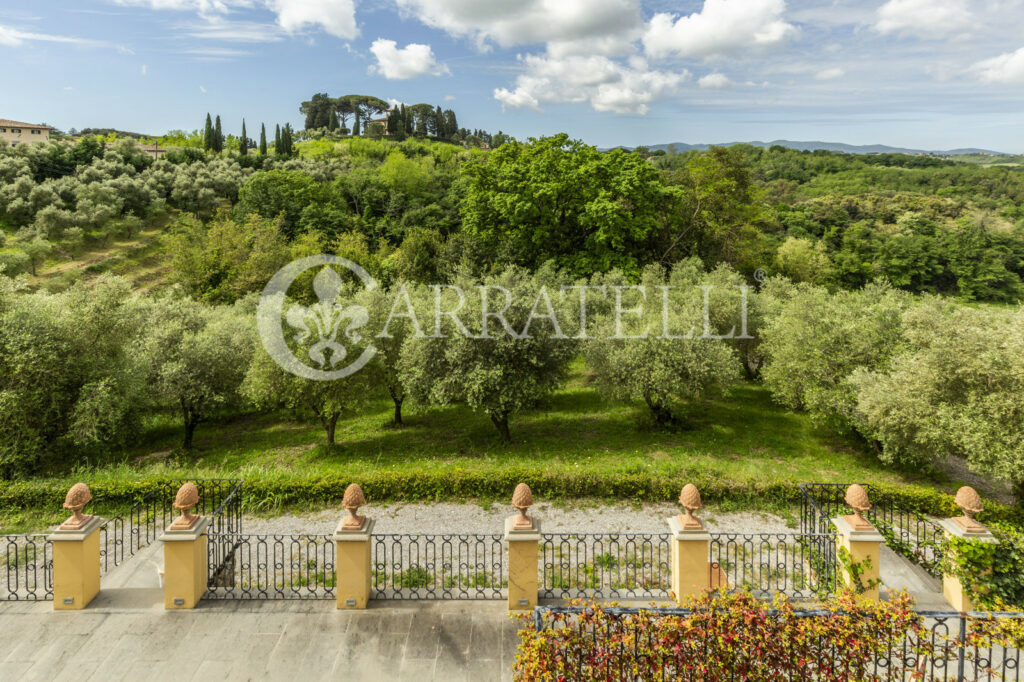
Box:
[3,469,1021,527]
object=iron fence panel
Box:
[540,533,672,600]
[1,534,52,601]
[372,534,506,600]
[204,533,335,600]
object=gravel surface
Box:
[239,503,796,536]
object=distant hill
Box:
[613,140,1014,157]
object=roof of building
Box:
[0,119,52,130]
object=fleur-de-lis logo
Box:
[257,255,378,380]
[285,267,370,369]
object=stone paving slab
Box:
[0,599,522,681]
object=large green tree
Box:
[461,134,677,277]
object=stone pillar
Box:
[938,486,998,612]
[832,516,884,600]
[667,483,711,605]
[667,516,711,604]
[160,517,210,609]
[50,516,105,610]
[335,483,373,609]
[506,483,541,611]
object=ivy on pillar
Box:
[667,484,712,605]
[505,483,541,611]
[938,486,998,612]
[50,483,105,610]
[334,483,374,609]
[159,482,210,610]
[832,484,884,600]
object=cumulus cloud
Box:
[494,53,687,114]
[394,0,643,53]
[369,39,449,79]
[698,73,733,89]
[815,67,844,80]
[875,0,972,39]
[268,0,357,39]
[642,0,796,60]
[972,46,1024,84]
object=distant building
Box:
[0,119,52,147]
[104,141,166,159]
[369,109,393,135]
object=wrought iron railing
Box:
[531,605,1024,681]
[1,534,52,601]
[372,534,505,600]
[204,533,335,600]
[709,532,837,599]
[540,533,672,600]
[800,483,945,577]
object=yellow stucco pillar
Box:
[832,516,884,601]
[937,517,998,612]
[667,516,711,605]
[335,518,374,609]
[50,516,105,610]
[159,517,210,609]
[505,515,541,611]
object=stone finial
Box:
[953,486,986,533]
[512,483,534,530]
[170,482,200,530]
[676,483,703,530]
[843,484,873,531]
[342,483,367,530]
[61,482,93,530]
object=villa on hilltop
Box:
[0,119,52,147]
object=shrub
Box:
[515,592,928,681]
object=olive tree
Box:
[851,300,1024,503]
[759,281,910,430]
[140,296,253,449]
[399,266,577,441]
[585,262,743,426]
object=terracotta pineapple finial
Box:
[170,482,200,530]
[953,486,985,533]
[677,483,703,530]
[512,483,534,530]
[61,483,93,530]
[342,483,367,530]
[843,484,873,531]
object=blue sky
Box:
[3,0,1024,151]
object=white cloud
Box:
[875,0,973,39]
[698,72,733,89]
[117,0,357,39]
[394,0,643,53]
[444,94,456,101]
[0,24,109,47]
[369,39,449,79]
[185,19,285,42]
[972,46,1024,84]
[199,85,207,93]
[494,53,687,114]
[815,67,844,80]
[268,0,357,39]
[642,0,796,60]
[180,46,254,58]
[141,64,147,75]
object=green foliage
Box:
[939,522,1024,609]
[461,134,675,276]
[586,261,743,425]
[399,267,578,440]
[851,300,1024,494]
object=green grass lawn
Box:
[1,367,963,534]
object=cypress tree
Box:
[353,109,361,136]
[259,123,267,155]
[240,119,248,156]
[214,115,223,152]
[328,111,339,131]
[274,124,281,154]
[203,113,213,151]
